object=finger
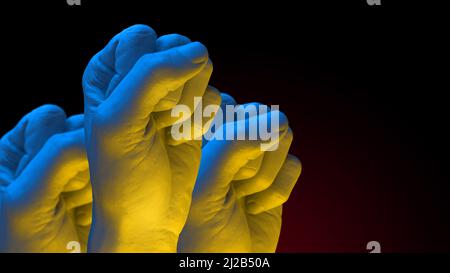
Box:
[22,105,67,154]
[246,155,301,215]
[193,110,289,197]
[198,86,222,137]
[63,181,93,210]
[153,60,213,129]
[204,99,273,179]
[65,114,84,131]
[0,117,28,181]
[9,129,88,210]
[0,105,67,178]
[165,83,220,227]
[233,128,293,198]
[224,102,263,123]
[153,33,211,126]
[202,91,237,148]
[228,102,266,180]
[220,93,237,108]
[204,101,279,145]
[167,85,222,145]
[233,154,264,180]
[0,118,27,185]
[156,34,192,52]
[153,34,192,112]
[106,25,158,95]
[96,42,209,135]
[83,25,157,116]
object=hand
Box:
[179,93,302,252]
[0,106,90,252]
[83,25,220,252]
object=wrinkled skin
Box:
[0,106,91,252]
[179,93,302,253]
[83,25,220,252]
[0,24,300,253]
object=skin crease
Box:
[178,93,302,253]
[0,106,91,252]
[83,25,220,252]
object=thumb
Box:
[7,129,88,211]
[65,114,84,131]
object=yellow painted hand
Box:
[179,93,301,253]
[83,25,219,252]
[0,106,90,252]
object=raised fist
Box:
[179,93,301,252]
[0,106,90,252]
[83,25,220,252]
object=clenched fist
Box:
[179,93,301,252]
[0,106,90,252]
[83,25,220,252]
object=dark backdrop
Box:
[1,1,448,252]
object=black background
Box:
[0,1,448,252]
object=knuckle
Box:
[203,59,213,74]
[90,109,117,136]
[272,190,289,204]
[255,177,273,190]
[91,110,108,129]
[47,133,68,149]
[124,24,156,36]
[47,131,84,159]
[157,34,191,49]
